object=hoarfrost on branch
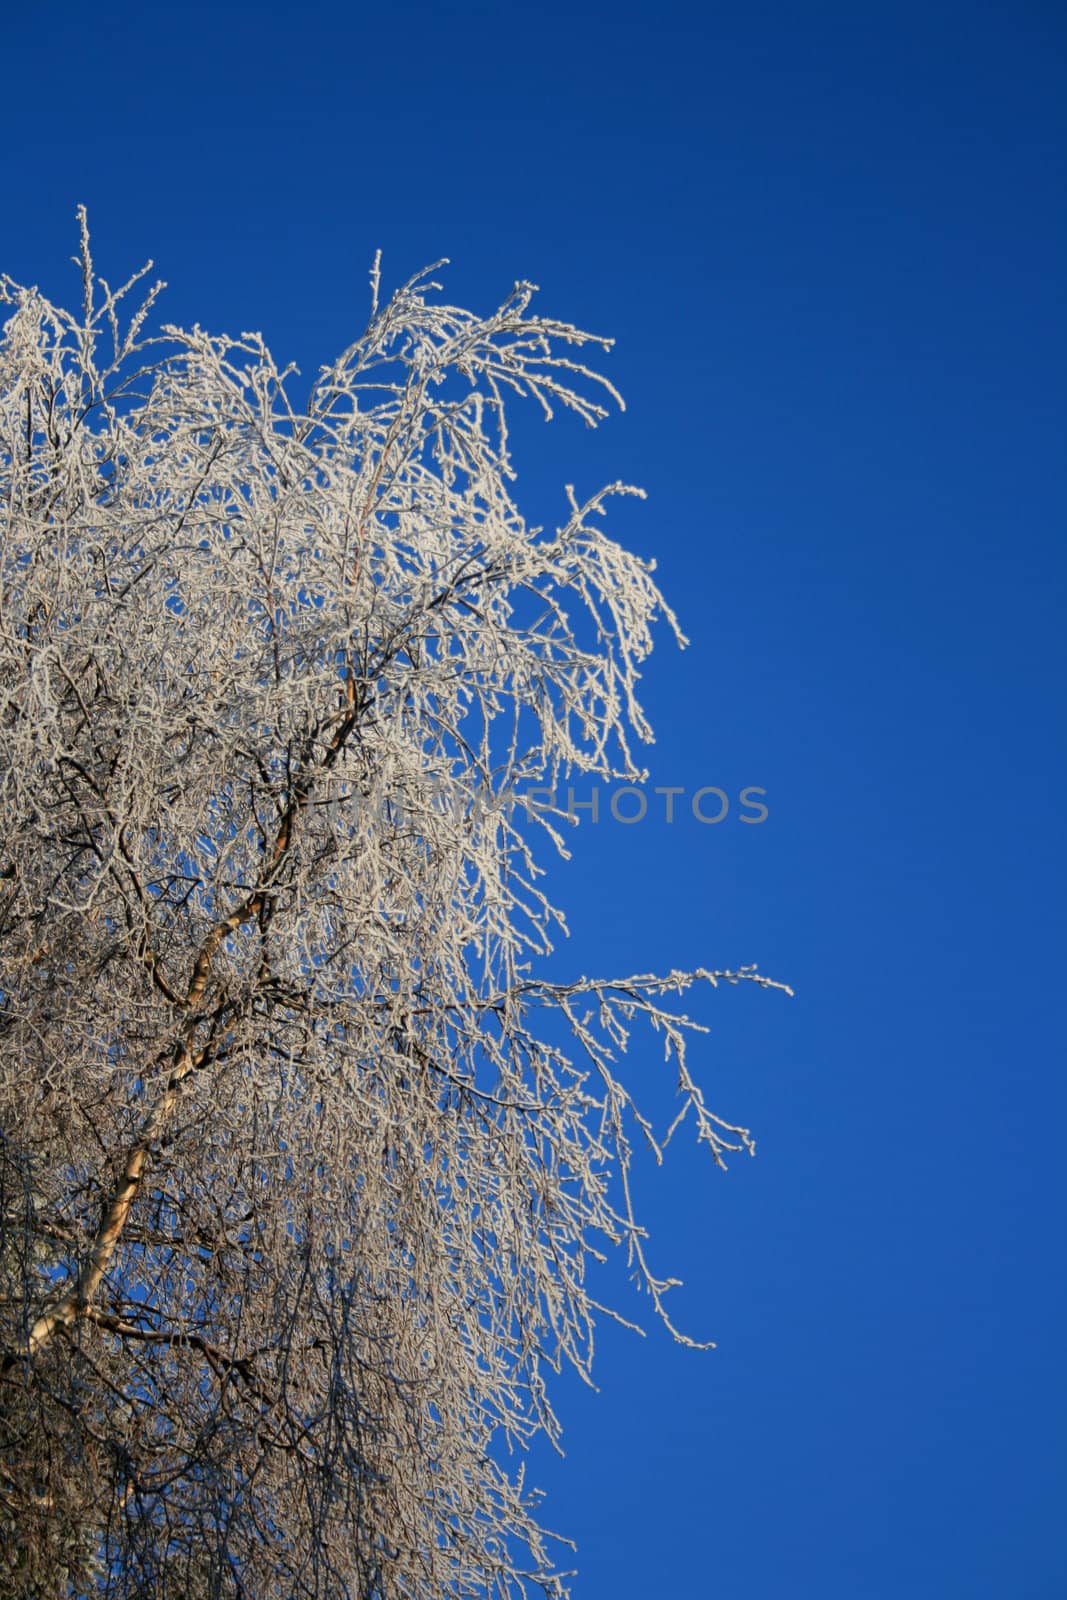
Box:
[0,214,788,1598]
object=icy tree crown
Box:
[0,215,786,1598]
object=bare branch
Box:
[0,220,787,1600]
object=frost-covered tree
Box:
[0,215,787,1598]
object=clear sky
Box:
[3,2,1064,1595]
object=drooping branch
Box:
[0,226,787,1600]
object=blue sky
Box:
[4,2,1064,1595]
